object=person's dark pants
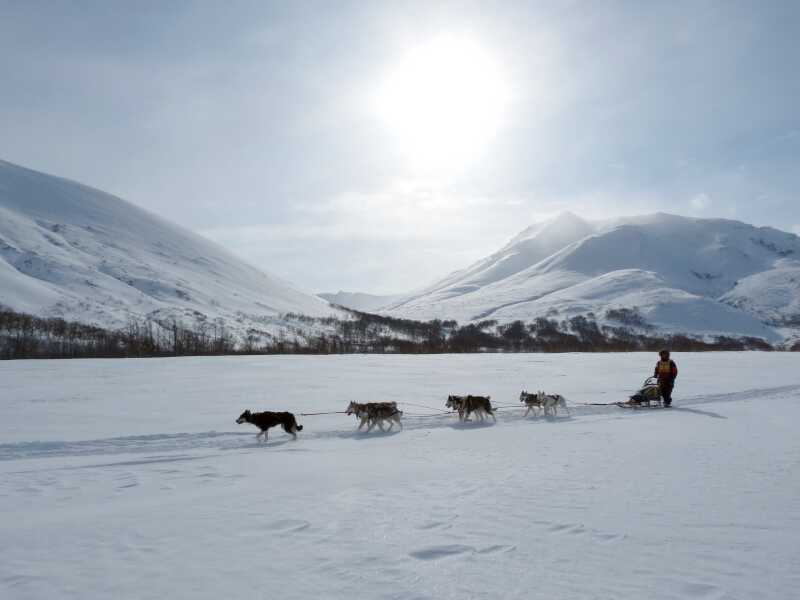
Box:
[659,382,674,406]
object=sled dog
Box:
[539,392,570,417]
[519,390,545,416]
[236,410,303,441]
[446,395,495,422]
[345,401,403,432]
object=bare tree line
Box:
[0,306,781,360]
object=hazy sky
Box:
[2,1,799,294]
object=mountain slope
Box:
[389,211,595,307]
[385,212,800,342]
[317,291,407,313]
[0,159,335,335]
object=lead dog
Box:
[236,410,303,441]
[345,401,403,432]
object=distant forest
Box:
[0,305,788,360]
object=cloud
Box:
[4,2,800,293]
[690,193,712,213]
[198,182,683,294]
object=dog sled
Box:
[617,377,663,409]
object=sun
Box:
[373,34,509,171]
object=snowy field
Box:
[2,352,799,600]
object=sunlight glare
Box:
[373,34,509,171]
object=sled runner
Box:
[616,377,663,409]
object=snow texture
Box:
[0,159,336,336]
[385,212,800,342]
[2,352,799,599]
[317,290,408,312]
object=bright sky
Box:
[2,1,799,294]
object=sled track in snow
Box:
[3,384,798,463]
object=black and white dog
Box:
[236,410,303,441]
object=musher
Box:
[654,350,678,407]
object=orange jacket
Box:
[654,359,678,384]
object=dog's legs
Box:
[283,423,298,440]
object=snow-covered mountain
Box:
[318,291,408,313]
[385,212,800,343]
[4,158,797,346]
[0,159,336,336]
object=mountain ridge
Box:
[383,211,800,343]
[0,159,336,339]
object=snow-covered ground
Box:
[2,353,799,599]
